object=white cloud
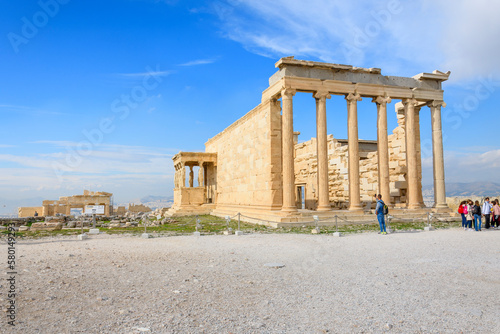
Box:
[211,0,500,82]
[0,143,179,200]
[178,59,216,66]
[117,70,173,77]
[422,149,500,185]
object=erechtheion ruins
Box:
[168,57,451,223]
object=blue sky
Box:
[1,0,499,213]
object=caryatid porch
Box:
[170,152,217,213]
[264,57,450,213]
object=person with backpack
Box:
[458,201,467,230]
[473,200,482,231]
[374,194,387,235]
[482,197,493,229]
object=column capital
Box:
[427,100,447,108]
[313,90,331,101]
[345,92,362,102]
[281,88,296,99]
[372,95,392,105]
[402,98,419,107]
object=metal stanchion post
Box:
[312,215,320,234]
[142,217,150,238]
[235,213,243,236]
[332,215,341,237]
[425,212,434,231]
[224,215,232,235]
[193,216,201,236]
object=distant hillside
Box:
[423,182,500,198]
[118,195,174,210]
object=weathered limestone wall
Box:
[18,191,113,217]
[18,206,43,218]
[294,112,409,209]
[205,99,282,210]
[128,204,152,213]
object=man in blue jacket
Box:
[375,194,387,235]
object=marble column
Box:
[428,100,448,208]
[345,92,363,211]
[373,95,392,206]
[189,165,194,188]
[198,162,204,187]
[314,91,332,211]
[281,88,298,212]
[403,98,420,209]
[181,163,186,188]
[415,107,424,206]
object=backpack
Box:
[458,206,463,214]
[383,204,389,215]
[473,205,480,215]
[463,205,468,214]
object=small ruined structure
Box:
[168,57,450,222]
[18,190,113,217]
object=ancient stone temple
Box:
[168,57,450,222]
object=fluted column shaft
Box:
[314,91,332,211]
[429,101,448,208]
[403,98,420,209]
[346,93,363,211]
[415,108,424,206]
[374,95,392,206]
[281,88,297,212]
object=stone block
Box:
[193,231,201,237]
[394,181,407,189]
[332,232,342,237]
[141,233,151,239]
[77,233,88,240]
[30,222,63,231]
[88,229,100,235]
[19,226,29,231]
[235,230,243,236]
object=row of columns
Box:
[280,89,447,212]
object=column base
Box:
[348,204,363,212]
[316,206,331,212]
[434,203,449,209]
[281,207,298,213]
[408,204,422,210]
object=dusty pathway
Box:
[2,228,500,333]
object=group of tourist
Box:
[458,197,500,231]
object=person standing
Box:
[375,194,387,235]
[465,200,474,231]
[482,197,492,229]
[473,200,482,231]
[492,200,500,229]
[459,201,467,230]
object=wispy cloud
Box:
[210,0,500,82]
[178,59,216,66]
[422,148,500,184]
[0,144,15,148]
[117,70,173,77]
[0,143,178,199]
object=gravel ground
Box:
[2,228,500,333]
